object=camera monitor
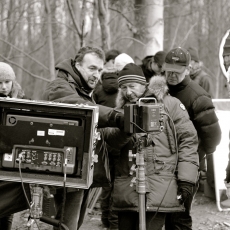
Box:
[0,98,99,189]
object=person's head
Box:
[118,63,147,102]
[74,46,105,89]
[187,47,200,74]
[114,53,135,72]
[105,49,121,68]
[149,51,167,74]
[0,62,16,96]
[164,47,191,85]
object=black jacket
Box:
[168,75,221,161]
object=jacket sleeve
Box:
[102,128,133,150]
[42,78,123,129]
[193,95,221,154]
[164,96,199,184]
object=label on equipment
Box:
[37,130,45,136]
[48,129,65,136]
[4,153,13,161]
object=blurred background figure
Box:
[140,51,167,82]
[104,49,121,68]
[114,53,134,72]
[187,47,214,97]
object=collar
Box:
[71,60,93,94]
[167,75,191,93]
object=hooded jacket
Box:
[42,59,121,128]
[168,75,221,162]
[93,68,119,108]
[190,69,213,97]
[103,76,199,212]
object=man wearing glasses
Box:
[164,47,221,230]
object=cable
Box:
[18,158,41,230]
[59,156,68,230]
[151,112,179,219]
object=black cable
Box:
[151,112,179,219]
[59,157,67,230]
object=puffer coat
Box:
[103,76,199,212]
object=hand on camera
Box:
[177,181,194,205]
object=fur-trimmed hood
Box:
[116,75,168,109]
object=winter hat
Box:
[114,53,134,72]
[164,47,191,73]
[153,51,167,67]
[0,62,16,81]
[187,47,199,62]
[118,63,146,87]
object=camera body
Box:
[124,98,163,133]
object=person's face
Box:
[104,59,114,68]
[189,60,199,74]
[166,68,189,85]
[120,82,146,102]
[0,80,13,96]
[75,53,104,89]
[151,61,162,74]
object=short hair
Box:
[74,46,105,63]
[105,49,121,62]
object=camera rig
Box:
[124,97,164,133]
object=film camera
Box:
[0,98,99,189]
[124,98,164,133]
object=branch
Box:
[0,54,51,82]
[66,0,82,36]
[111,36,146,47]
[98,0,106,15]
[170,12,182,49]
[0,37,49,70]
[109,7,134,26]
[179,22,197,47]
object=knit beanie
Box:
[187,47,199,62]
[118,63,146,87]
[0,62,16,81]
[114,53,134,71]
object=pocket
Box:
[112,177,138,209]
[147,173,181,208]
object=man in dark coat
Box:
[140,51,166,82]
[163,47,221,230]
[42,46,124,230]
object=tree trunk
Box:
[44,0,55,81]
[98,0,110,52]
[128,0,164,60]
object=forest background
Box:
[0,0,229,99]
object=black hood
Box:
[55,59,92,94]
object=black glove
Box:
[115,112,124,130]
[225,161,230,183]
[177,181,194,205]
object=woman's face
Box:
[0,80,13,96]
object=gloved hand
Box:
[114,112,124,130]
[225,160,230,183]
[177,181,194,205]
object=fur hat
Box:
[114,53,134,71]
[117,63,146,87]
[187,47,199,62]
[0,62,16,81]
